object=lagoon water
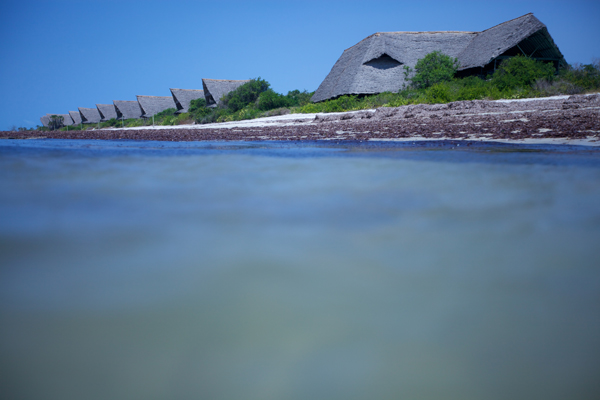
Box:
[1,139,600,400]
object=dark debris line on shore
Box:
[3,95,600,143]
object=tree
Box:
[48,115,64,130]
[410,51,459,89]
[492,55,555,91]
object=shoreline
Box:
[4,94,599,146]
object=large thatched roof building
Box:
[96,104,117,121]
[202,79,250,107]
[312,13,566,102]
[79,107,101,124]
[170,88,205,113]
[114,100,142,120]
[69,111,82,125]
[136,95,177,118]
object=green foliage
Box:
[285,90,313,107]
[491,55,555,91]
[410,51,459,89]
[425,82,453,103]
[556,60,600,91]
[257,89,290,111]
[221,78,270,112]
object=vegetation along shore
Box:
[10,54,600,143]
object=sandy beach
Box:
[4,94,599,146]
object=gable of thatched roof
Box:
[312,13,565,102]
[78,107,101,124]
[458,13,565,71]
[136,95,177,118]
[170,88,204,113]
[69,111,82,125]
[114,100,142,120]
[202,79,251,107]
[96,104,118,121]
[40,115,50,127]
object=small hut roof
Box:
[311,13,566,102]
[113,100,142,120]
[46,113,74,126]
[69,110,82,125]
[40,115,50,127]
[202,79,251,106]
[78,107,101,124]
[170,88,205,113]
[136,95,177,118]
[96,104,118,121]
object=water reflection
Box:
[1,140,599,400]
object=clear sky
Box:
[1,0,599,130]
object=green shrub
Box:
[285,90,313,107]
[492,55,555,91]
[410,51,459,89]
[221,78,270,112]
[558,60,600,91]
[425,82,453,103]
[258,89,290,111]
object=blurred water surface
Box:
[1,139,600,400]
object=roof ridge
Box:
[136,95,172,99]
[480,13,534,33]
[345,30,477,52]
[202,78,250,82]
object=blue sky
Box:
[1,0,599,130]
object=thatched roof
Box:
[69,111,82,125]
[57,114,74,126]
[41,113,74,127]
[312,13,566,102]
[114,100,142,120]
[202,79,250,107]
[96,104,118,121]
[78,107,101,124]
[170,88,204,113]
[136,95,177,118]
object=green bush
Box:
[557,60,600,91]
[410,51,459,89]
[258,89,290,111]
[285,90,313,107]
[492,55,555,91]
[425,82,453,103]
[221,78,270,112]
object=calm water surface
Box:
[1,139,599,400]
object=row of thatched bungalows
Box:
[40,78,250,127]
[42,13,567,127]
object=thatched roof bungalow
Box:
[69,111,82,125]
[202,79,250,107]
[170,88,204,113]
[114,100,142,120]
[41,113,74,127]
[96,104,117,121]
[79,107,101,124]
[136,95,177,118]
[312,13,566,102]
